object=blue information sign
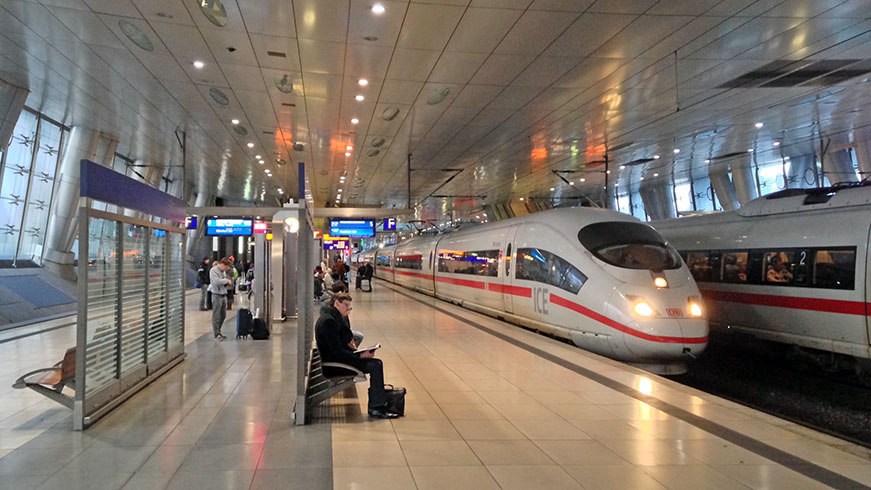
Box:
[384,218,396,231]
[329,219,375,237]
[186,216,197,230]
[206,218,253,236]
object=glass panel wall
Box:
[85,217,120,395]
[674,182,693,215]
[147,229,167,361]
[167,231,184,347]
[120,224,147,375]
[18,118,63,263]
[0,110,38,259]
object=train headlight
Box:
[634,301,655,317]
[653,276,668,288]
[688,296,703,317]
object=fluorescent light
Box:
[358,79,368,86]
[193,60,204,69]
[372,3,385,14]
[355,95,365,101]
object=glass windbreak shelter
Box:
[75,161,186,430]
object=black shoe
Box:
[368,407,400,419]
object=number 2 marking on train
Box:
[533,287,549,315]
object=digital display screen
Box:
[329,219,375,237]
[384,218,396,231]
[323,240,348,250]
[206,218,253,236]
[186,216,197,229]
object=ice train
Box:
[655,183,871,381]
[361,208,709,374]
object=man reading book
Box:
[315,293,398,419]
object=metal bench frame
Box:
[297,347,364,424]
[12,347,76,409]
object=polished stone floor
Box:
[1,283,870,490]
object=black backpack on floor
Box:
[251,318,270,340]
[384,385,406,416]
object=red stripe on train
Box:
[487,283,532,297]
[394,270,431,280]
[435,275,486,289]
[700,289,870,316]
[550,294,708,345]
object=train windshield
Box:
[578,222,681,270]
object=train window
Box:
[813,249,855,290]
[685,252,713,282]
[376,255,391,268]
[763,251,809,285]
[395,254,423,270]
[438,249,499,277]
[721,252,749,283]
[515,248,587,294]
[578,222,681,270]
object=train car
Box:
[654,183,871,381]
[365,208,708,374]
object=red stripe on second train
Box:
[549,294,708,345]
[394,270,431,280]
[487,283,532,297]
[700,289,869,316]
[435,275,487,289]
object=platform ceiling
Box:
[2,0,871,217]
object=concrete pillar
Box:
[709,163,739,211]
[42,126,99,280]
[853,143,871,178]
[639,178,676,220]
[786,154,817,188]
[825,149,858,184]
[731,156,758,205]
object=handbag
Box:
[193,280,201,289]
[383,384,406,416]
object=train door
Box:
[501,225,519,314]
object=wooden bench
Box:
[12,347,76,409]
[298,347,365,424]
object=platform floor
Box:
[1,283,870,490]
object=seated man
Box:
[315,293,398,419]
[767,255,794,283]
[326,282,364,347]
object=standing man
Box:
[315,293,397,419]
[208,258,233,341]
[197,257,211,310]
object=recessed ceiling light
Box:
[254,154,261,159]
[653,173,659,177]
[549,187,555,191]
[653,154,660,159]
[755,122,764,128]
[351,118,359,124]
[193,60,205,69]
[355,95,365,101]
[704,159,711,163]
[619,165,626,170]
[569,181,574,185]
[258,159,265,164]
[640,177,645,181]
[580,178,586,182]
[358,79,368,86]
[231,119,240,125]
[346,145,353,151]
[345,152,351,156]
[247,142,254,148]
[673,148,680,154]
[747,148,754,152]
[371,3,385,14]
[773,141,781,147]
[519,197,524,201]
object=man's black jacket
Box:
[315,303,363,371]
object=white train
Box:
[654,183,871,381]
[361,208,709,374]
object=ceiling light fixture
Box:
[254,154,261,159]
[193,60,205,69]
[346,145,353,151]
[549,187,555,191]
[355,95,365,101]
[653,154,660,159]
[755,122,764,128]
[673,148,680,154]
[519,197,524,201]
[358,79,368,86]
[247,142,254,148]
[619,165,626,170]
[345,152,351,156]
[231,119,240,125]
[773,141,781,147]
[258,159,265,164]
[747,148,754,152]
[371,3,385,14]
[580,178,586,182]
[704,159,711,163]
[653,173,659,177]
[351,118,359,124]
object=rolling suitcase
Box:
[236,308,253,338]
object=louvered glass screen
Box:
[119,224,147,374]
[166,231,184,348]
[85,218,119,395]
[146,229,167,360]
